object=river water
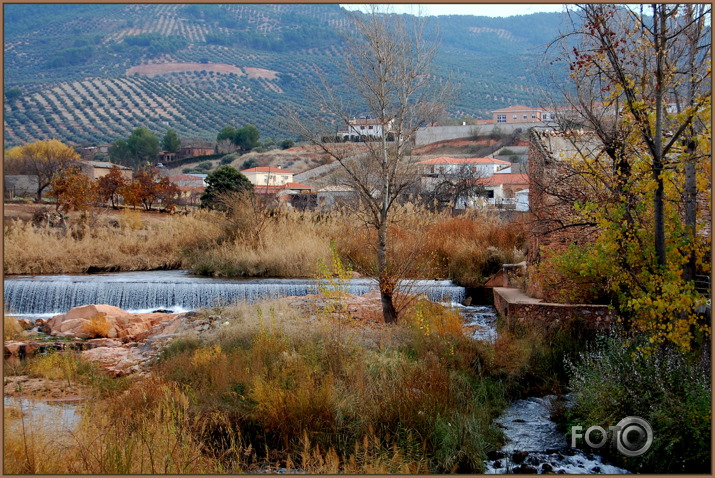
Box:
[4,270,466,316]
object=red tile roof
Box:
[477,173,529,186]
[285,182,312,190]
[253,182,313,194]
[417,157,511,165]
[492,105,544,113]
[241,167,294,174]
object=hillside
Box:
[3,4,572,148]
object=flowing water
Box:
[4,270,466,316]
[483,396,630,474]
[464,311,631,474]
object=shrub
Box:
[4,315,24,340]
[564,332,711,473]
[86,313,111,338]
[151,299,508,473]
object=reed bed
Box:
[4,210,224,275]
[4,203,525,286]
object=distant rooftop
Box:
[241,166,294,174]
[417,157,511,165]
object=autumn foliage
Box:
[49,168,98,213]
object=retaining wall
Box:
[415,123,542,146]
[493,287,615,327]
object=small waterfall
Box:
[4,271,465,315]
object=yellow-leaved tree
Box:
[5,139,81,201]
[539,4,712,352]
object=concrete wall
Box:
[493,287,615,328]
[5,175,38,198]
[415,123,541,146]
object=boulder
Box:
[81,346,145,376]
[46,304,177,341]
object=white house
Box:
[337,117,394,142]
[240,166,294,187]
[475,173,530,207]
[417,157,511,178]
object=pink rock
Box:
[47,305,177,340]
[4,342,22,356]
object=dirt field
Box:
[126,62,278,79]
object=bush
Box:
[4,315,24,340]
[195,161,213,172]
[564,332,711,473]
[151,299,508,473]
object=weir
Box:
[4,270,466,315]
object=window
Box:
[360,126,365,130]
[368,125,373,130]
[513,115,518,119]
[487,190,494,198]
[531,114,536,119]
[497,115,506,123]
[523,114,527,119]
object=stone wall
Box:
[5,175,39,198]
[415,123,539,146]
[526,130,601,298]
[493,287,615,328]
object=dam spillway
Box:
[4,270,466,316]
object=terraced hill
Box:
[3,4,571,148]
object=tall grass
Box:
[4,298,510,473]
[5,203,525,286]
[4,210,224,274]
[152,298,507,473]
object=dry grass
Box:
[3,294,598,474]
[4,201,525,287]
[150,298,506,473]
[4,315,24,340]
[4,210,224,274]
[187,211,335,277]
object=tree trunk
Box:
[652,4,667,268]
[377,220,397,323]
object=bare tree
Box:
[419,163,488,214]
[288,6,450,323]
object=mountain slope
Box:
[3,4,571,147]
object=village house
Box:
[417,156,511,177]
[241,166,295,187]
[79,160,133,181]
[475,172,529,208]
[337,117,394,142]
[167,174,207,206]
[173,139,216,162]
[417,157,511,195]
[241,166,313,199]
[491,105,556,124]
